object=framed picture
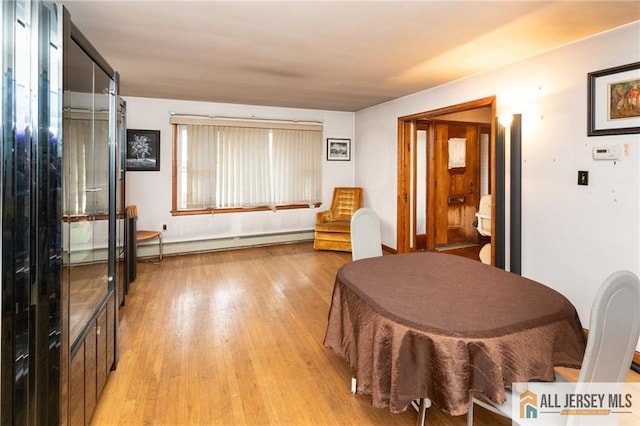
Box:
[126,129,160,171]
[588,62,640,136]
[327,138,351,161]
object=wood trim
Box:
[63,214,110,222]
[426,123,436,250]
[396,119,412,253]
[412,123,417,251]
[399,96,496,122]
[397,96,496,257]
[381,244,397,254]
[169,115,322,131]
[170,203,322,216]
[489,101,497,265]
[172,124,178,212]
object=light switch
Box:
[578,170,589,186]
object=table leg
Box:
[416,397,431,426]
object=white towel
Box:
[448,138,466,169]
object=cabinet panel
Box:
[61,15,120,426]
[84,325,97,421]
[69,343,85,426]
[107,295,115,371]
[67,297,115,426]
[0,3,63,424]
[96,308,107,397]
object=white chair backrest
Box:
[475,194,491,236]
[350,208,382,261]
[578,270,640,384]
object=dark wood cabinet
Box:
[69,343,85,426]
[0,5,122,425]
[61,10,122,425]
[106,296,116,373]
[84,325,97,421]
[69,294,115,425]
[96,308,108,398]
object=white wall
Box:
[124,97,355,247]
[354,22,640,348]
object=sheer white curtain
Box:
[91,118,109,214]
[65,119,89,215]
[217,126,271,208]
[180,125,217,209]
[272,129,322,205]
[64,117,110,215]
[174,119,322,210]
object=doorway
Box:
[397,96,496,262]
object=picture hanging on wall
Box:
[327,138,351,161]
[126,129,160,171]
[588,62,640,136]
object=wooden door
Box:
[396,96,495,254]
[434,123,479,246]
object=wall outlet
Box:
[162,224,167,230]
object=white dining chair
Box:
[350,207,383,261]
[348,207,382,394]
[474,194,492,237]
[474,194,491,265]
[467,270,640,425]
[350,207,432,424]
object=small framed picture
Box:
[126,129,160,171]
[588,62,640,136]
[327,138,351,161]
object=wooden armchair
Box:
[313,187,363,252]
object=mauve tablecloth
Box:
[323,252,586,416]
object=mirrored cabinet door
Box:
[2,2,121,424]
[62,13,120,426]
[64,39,111,349]
[1,1,63,423]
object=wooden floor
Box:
[89,242,635,425]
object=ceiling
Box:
[60,1,640,112]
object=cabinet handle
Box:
[96,325,101,335]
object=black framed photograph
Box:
[327,138,351,161]
[588,62,640,136]
[126,129,160,171]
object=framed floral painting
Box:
[126,129,160,171]
[588,62,640,136]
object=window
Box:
[172,117,322,214]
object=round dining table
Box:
[323,252,587,416]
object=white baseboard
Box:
[136,230,315,258]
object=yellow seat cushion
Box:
[313,187,363,252]
[314,221,351,233]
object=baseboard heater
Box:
[136,229,315,258]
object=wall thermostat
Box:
[592,145,621,160]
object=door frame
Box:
[397,96,496,259]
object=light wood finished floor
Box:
[90,242,636,425]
